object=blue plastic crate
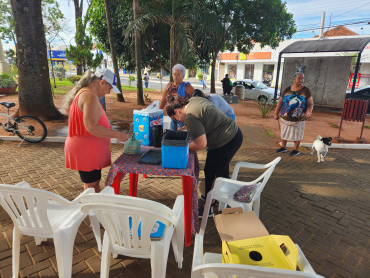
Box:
[133,110,163,146]
[161,130,189,169]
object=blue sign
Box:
[47,50,66,59]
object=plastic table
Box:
[105,146,199,247]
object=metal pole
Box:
[236,54,239,79]
[274,53,282,99]
[351,51,362,94]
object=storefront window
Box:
[262,64,274,86]
[228,65,236,79]
[245,64,254,79]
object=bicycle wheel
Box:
[15,115,47,143]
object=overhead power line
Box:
[295,20,370,33]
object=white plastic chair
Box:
[200,157,281,230]
[80,193,184,278]
[0,182,112,278]
[191,233,325,278]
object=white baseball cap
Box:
[94,68,121,94]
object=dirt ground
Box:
[1,89,369,144]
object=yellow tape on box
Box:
[222,235,298,270]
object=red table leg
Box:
[182,175,193,247]
[111,172,123,194]
[129,173,139,197]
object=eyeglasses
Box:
[172,73,182,77]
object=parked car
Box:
[345,85,370,114]
[231,79,280,101]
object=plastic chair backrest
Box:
[199,157,281,236]
[192,234,324,278]
[0,183,71,236]
[81,194,178,256]
[193,264,322,278]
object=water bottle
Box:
[152,124,163,147]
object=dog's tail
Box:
[316,135,322,141]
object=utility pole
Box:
[319,11,326,38]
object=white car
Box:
[232,79,280,101]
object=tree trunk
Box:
[210,52,217,94]
[104,0,124,102]
[10,0,64,120]
[74,0,83,75]
[133,0,144,105]
[169,0,175,82]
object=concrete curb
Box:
[1,136,369,149]
[0,136,125,144]
[286,142,370,149]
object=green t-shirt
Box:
[185,97,239,150]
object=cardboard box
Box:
[215,208,298,270]
[222,235,298,270]
[214,208,269,242]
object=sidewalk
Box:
[0,141,369,277]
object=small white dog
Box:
[311,135,332,163]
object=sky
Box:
[2,0,370,50]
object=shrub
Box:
[67,75,82,84]
[254,97,276,117]
[0,73,17,88]
[197,73,203,80]
[54,66,66,80]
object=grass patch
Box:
[122,86,157,92]
[329,123,339,128]
[365,125,370,129]
[50,78,74,95]
[266,128,275,138]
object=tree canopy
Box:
[66,17,104,72]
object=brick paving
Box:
[0,141,369,277]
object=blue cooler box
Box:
[133,109,163,146]
[162,130,189,169]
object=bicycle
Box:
[0,102,47,143]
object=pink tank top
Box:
[65,90,112,171]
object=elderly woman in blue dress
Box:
[159,64,194,130]
[274,67,314,156]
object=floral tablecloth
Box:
[105,146,200,232]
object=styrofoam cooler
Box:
[161,130,189,169]
[133,109,163,146]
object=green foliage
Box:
[193,0,296,69]
[254,97,276,118]
[0,0,16,45]
[266,128,275,138]
[0,72,16,88]
[329,123,339,128]
[365,125,370,129]
[67,75,83,83]
[66,18,103,72]
[54,66,66,80]
[129,76,136,81]
[197,73,203,80]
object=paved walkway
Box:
[0,141,369,277]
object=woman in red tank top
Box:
[62,69,129,193]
